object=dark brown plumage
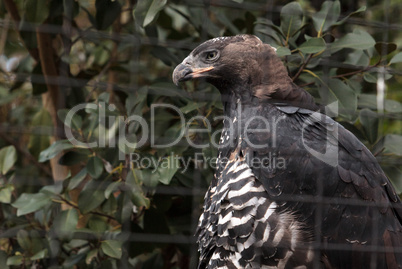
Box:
[173,34,402,269]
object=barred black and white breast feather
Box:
[173,35,402,269]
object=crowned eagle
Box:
[173,34,402,269]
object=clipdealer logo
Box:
[63,101,339,172]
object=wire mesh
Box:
[0,0,401,268]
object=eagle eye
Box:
[204,50,219,61]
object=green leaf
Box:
[319,78,357,119]
[68,168,87,190]
[139,168,159,188]
[333,6,366,26]
[382,134,402,156]
[6,255,23,266]
[38,140,74,163]
[86,249,98,265]
[148,82,189,99]
[12,192,52,216]
[203,147,218,161]
[101,240,122,259]
[88,216,108,233]
[358,94,402,113]
[150,46,180,66]
[363,72,393,84]
[213,10,241,35]
[53,209,79,239]
[280,2,303,38]
[312,1,340,33]
[19,0,49,49]
[78,180,106,213]
[17,230,31,251]
[0,250,9,269]
[0,185,14,203]
[180,102,207,114]
[359,109,378,144]
[118,133,137,154]
[104,181,121,198]
[63,0,80,21]
[16,230,44,254]
[156,156,179,185]
[30,230,45,255]
[375,42,397,56]
[58,109,82,130]
[134,0,167,27]
[41,182,63,195]
[255,18,285,40]
[298,37,326,54]
[276,47,291,57]
[23,0,49,24]
[0,87,19,106]
[144,0,168,27]
[63,253,87,268]
[344,50,370,66]
[126,87,147,116]
[28,108,52,158]
[390,52,402,64]
[383,166,402,194]
[384,99,402,113]
[330,29,375,53]
[0,145,17,174]
[363,73,376,84]
[95,0,122,30]
[101,194,117,214]
[30,249,48,260]
[115,192,133,223]
[87,156,104,179]
[126,170,150,208]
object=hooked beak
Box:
[172,64,214,86]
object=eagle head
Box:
[173,35,319,110]
[172,35,285,94]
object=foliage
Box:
[0,0,401,268]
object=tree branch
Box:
[36,23,70,182]
[299,65,379,87]
[56,195,116,221]
[331,65,377,79]
[292,54,313,81]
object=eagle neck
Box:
[221,85,254,117]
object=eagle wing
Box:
[241,104,402,268]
